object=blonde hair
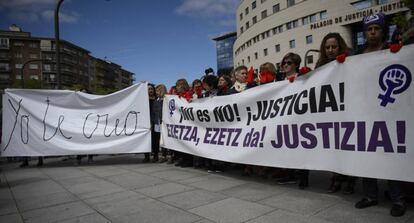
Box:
[155,84,167,97]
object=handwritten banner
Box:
[1,83,151,156]
[161,45,414,182]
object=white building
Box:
[234,0,409,71]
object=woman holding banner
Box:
[153,84,167,163]
[275,53,309,189]
[315,33,357,194]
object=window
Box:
[275,44,280,52]
[306,35,313,44]
[242,59,245,65]
[15,52,23,58]
[293,20,298,28]
[15,64,23,69]
[29,43,38,48]
[351,0,372,10]
[0,63,10,71]
[289,39,295,49]
[252,1,256,9]
[287,0,295,7]
[44,64,51,71]
[264,48,268,56]
[13,42,24,46]
[29,53,38,59]
[0,38,9,48]
[302,16,310,25]
[248,56,251,63]
[253,16,257,24]
[310,14,316,23]
[278,25,283,33]
[246,21,250,29]
[240,26,244,33]
[261,10,267,19]
[261,0,266,3]
[286,22,292,30]
[245,7,249,15]
[30,75,39,80]
[320,10,327,20]
[254,52,258,59]
[272,27,278,35]
[307,55,314,64]
[273,4,280,13]
[15,75,22,80]
[29,64,38,69]
[240,13,243,20]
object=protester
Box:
[217,75,232,96]
[354,13,406,217]
[143,83,156,163]
[274,53,309,189]
[258,62,277,84]
[173,79,194,167]
[227,65,257,176]
[314,33,357,194]
[315,32,349,68]
[152,84,167,163]
[192,79,204,99]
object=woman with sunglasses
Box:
[280,53,301,81]
[276,52,309,189]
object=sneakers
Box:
[277,177,297,185]
[390,204,406,217]
[355,198,378,209]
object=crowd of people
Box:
[142,13,411,217]
[15,13,411,217]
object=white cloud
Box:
[175,0,239,26]
[41,10,80,23]
[0,0,79,24]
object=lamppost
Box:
[55,0,64,89]
[304,49,320,67]
[20,59,52,89]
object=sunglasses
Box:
[282,61,293,65]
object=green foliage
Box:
[66,84,85,91]
[95,86,116,95]
[392,12,409,30]
[11,79,41,89]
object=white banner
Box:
[1,83,151,156]
[162,45,414,182]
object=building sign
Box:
[310,1,407,30]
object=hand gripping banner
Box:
[161,45,414,182]
[1,83,151,156]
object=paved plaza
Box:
[0,154,413,223]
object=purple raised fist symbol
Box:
[378,64,411,107]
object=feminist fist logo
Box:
[378,64,411,107]
[168,99,176,116]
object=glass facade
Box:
[214,33,237,75]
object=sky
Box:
[0,0,239,88]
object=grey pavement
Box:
[0,154,413,223]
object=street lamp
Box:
[304,49,320,67]
[55,0,64,89]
